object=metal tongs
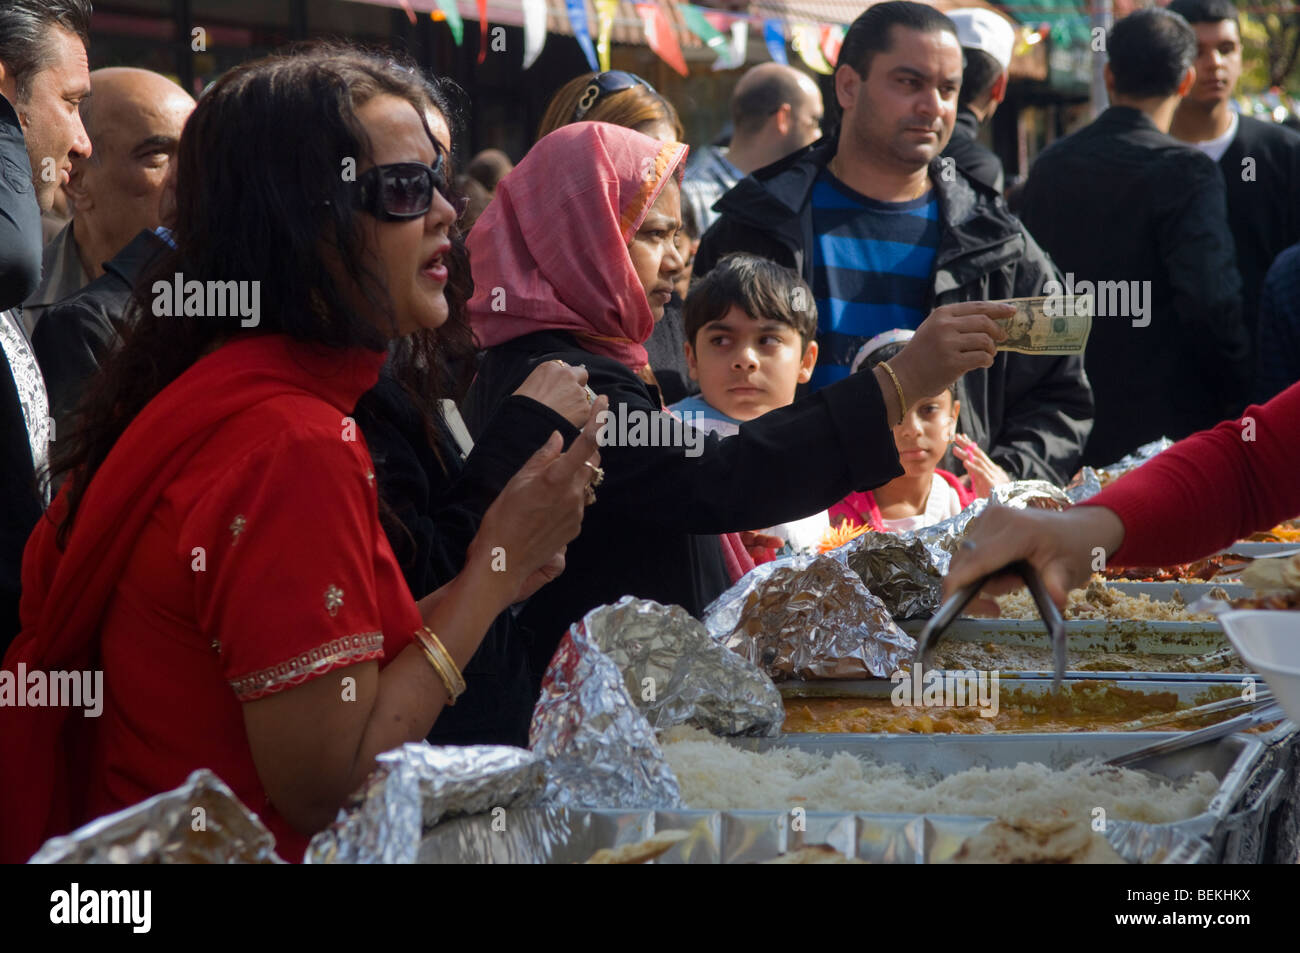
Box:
[915,559,1068,689]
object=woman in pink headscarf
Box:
[463,122,1007,686]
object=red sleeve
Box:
[179,428,396,702]
[1079,381,1300,566]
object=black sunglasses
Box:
[355,156,468,221]
[572,70,656,122]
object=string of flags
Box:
[426,0,854,75]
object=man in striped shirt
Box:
[695,1,1093,485]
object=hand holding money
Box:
[990,295,1093,355]
[886,301,1014,415]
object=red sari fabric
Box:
[0,335,423,862]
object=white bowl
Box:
[1219,610,1300,724]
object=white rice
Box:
[661,726,1218,823]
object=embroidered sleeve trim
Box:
[229,631,385,702]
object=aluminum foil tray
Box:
[898,617,1227,651]
[775,676,1251,700]
[416,806,1210,864]
[1108,582,1250,601]
[419,732,1262,864]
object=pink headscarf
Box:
[467,122,688,371]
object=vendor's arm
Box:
[944,382,1300,612]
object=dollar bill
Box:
[991,294,1093,355]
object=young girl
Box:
[830,330,1010,533]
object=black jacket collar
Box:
[713,132,1022,290]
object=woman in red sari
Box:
[0,50,603,862]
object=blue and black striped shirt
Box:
[809,170,940,389]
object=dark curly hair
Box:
[49,45,475,544]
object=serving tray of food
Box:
[417,731,1265,864]
[777,678,1263,735]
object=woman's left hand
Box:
[513,360,596,428]
[953,434,1010,498]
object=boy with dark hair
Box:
[1168,0,1300,355]
[1018,7,1248,466]
[670,253,826,552]
[673,252,819,433]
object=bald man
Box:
[683,63,823,234]
[23,67,193,332]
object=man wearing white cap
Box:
[941,7,1015,193]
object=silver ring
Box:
[583,461,605,487]
[583,385,597,405]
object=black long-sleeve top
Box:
[354,374,572,747]
[462,329,905,683]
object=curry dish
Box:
[781,682,1242,734]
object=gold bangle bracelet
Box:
[414,626,466,704]
[879,361,907,428]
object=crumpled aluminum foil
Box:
[529,609,684,810]
[843,533,944,619]
[579,596,783,736]
[990,480,1071,510]
[703,551,823,638]
[1066,468,1105,503]
[722,555,916,679]
[1068,438,1174,503]
[305,743,543,864]
[29,769,283,864]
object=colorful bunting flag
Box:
[764,20,788,65]
[791,23,833,74]
[819,24,844,68]
[477,0,489,64]
[565,0,599,72]
[522,0,548,69]
[635,2,688,76]
[434,0,463,46]
[679,4,729,61]
[703,11,748,71]
[595,0,619,72]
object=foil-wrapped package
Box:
[30,769,283,864]
[723,555,916,679]
[989,480,1071,510]
[579,596,783,736]
[702,551,822,638]
[1066,467,1105,503]
[844,533,943,619]
[306,744,543,864]
[530,613,684,810]
[1104,437,1174,474]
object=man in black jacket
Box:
[696,1,1093,486]
[1018,7,1248,467]
[0,0,93,653]
[941,7,1016,194]
[1168,0,1300,359]
[33,227,168,426]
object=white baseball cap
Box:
[948,8,1016,72]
